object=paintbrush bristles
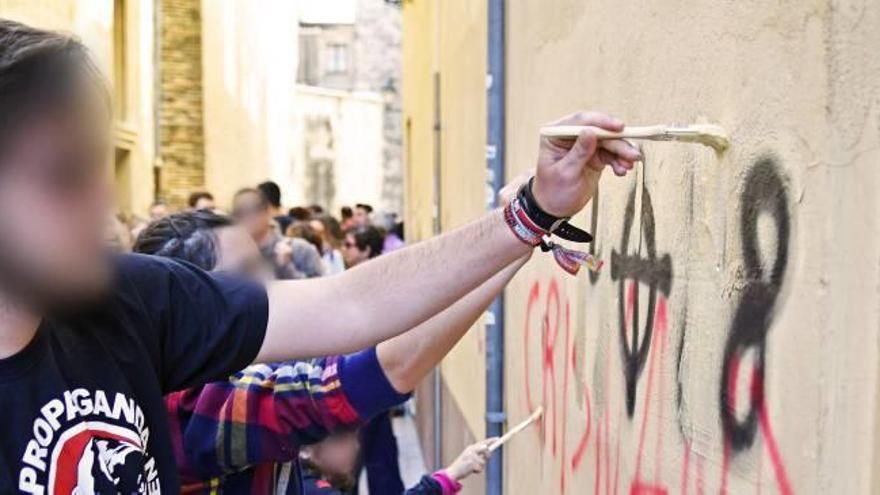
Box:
[539,124,730,152]
[664,124,730,152]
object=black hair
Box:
[346,225,383,259]
[340,206,353,220]
[132,210,233,271]
[391,220,404,241]
[288,206,311,221]
[187,191,214,208]
[0,20,105,154]
[355,203,374,214]
[257,181,282,208]
[315,213,344,244]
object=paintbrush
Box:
[488,406,544,453]
[539,124,730,152]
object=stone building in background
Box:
[297,0,403,215]
[0,0,401,219]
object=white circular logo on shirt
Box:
[19,389,162,495]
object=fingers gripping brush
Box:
[540,124,730,152]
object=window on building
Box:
[325,43,348,74]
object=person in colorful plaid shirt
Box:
[133,210,527,494]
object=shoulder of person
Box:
[115,252,204,283]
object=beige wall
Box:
[0,0,157,217]
[405,0,880,493]
[201,0,299,208]
[402,0,490,491]
[293,85,385,213]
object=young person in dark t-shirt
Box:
[0,20,637,494]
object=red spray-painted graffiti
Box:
[523,278,592,495]
[519,159,797,494]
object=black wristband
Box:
[519,178,568,232]
[518,177,594,243]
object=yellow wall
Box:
[401,0,435,243]
[434,0,487,442]
[201,0,299,208]
[0,0,157,217]
[402,0,488,491]
[404,0,880,493]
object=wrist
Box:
[521,177,570,231]
[433,470,464,494]
[503,194,545,247]
[501,177,602,276]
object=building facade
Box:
[297,0,403,215]
[0,0,159,218]
[402,0,880,494]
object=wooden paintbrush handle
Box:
[488,406,544,453]
[540,125,669,140]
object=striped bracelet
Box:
[503,196,604,276]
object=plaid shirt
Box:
[165,347,410,494]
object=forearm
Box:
[377,255,529,393]
[260,209,530,361]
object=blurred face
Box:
[149,203,168,220]
[342,233,370,268]
[232,191,271,240]
[309,219,328,251]
[310,432,360,478]
[353,207,370,227]
[213,225,272,282]
[0,105,113,310]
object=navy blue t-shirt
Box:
[0,254,268,494]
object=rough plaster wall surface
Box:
[293,87,385,212]
[201,0,299,207]
[401,0,434,243]
[500,1,880,494]
[435,0,489,444]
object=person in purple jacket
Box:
[133,210,526,494]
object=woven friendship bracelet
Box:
[503,193,604,276]
[504,196,544,247]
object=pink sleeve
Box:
[431,471,463,495]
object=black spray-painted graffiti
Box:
[719,156,790,451]
[610,184,673,417]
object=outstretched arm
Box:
[171,257,527,479]
[258,111,639,362]
[378,255,529,393]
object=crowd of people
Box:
[110,180,498,494]
[114,182,405,282]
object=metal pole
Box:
[486,0,506,493]
[431,69,444,471]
